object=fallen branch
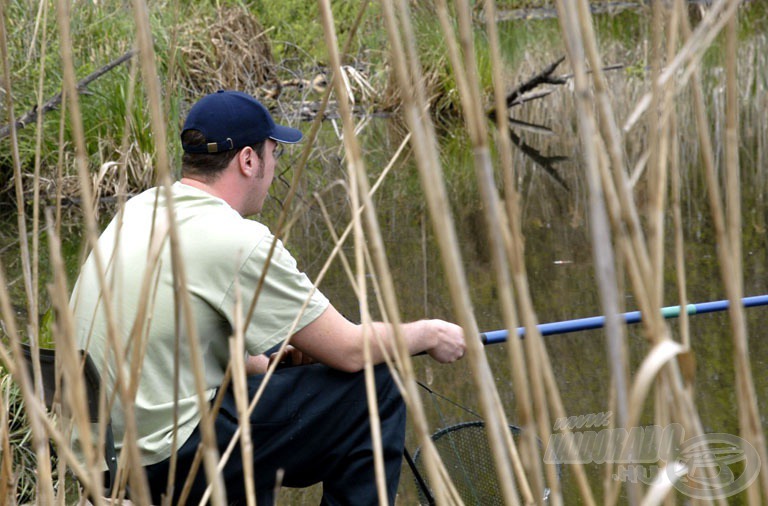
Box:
[505,56,568,109]
[488,57,625,119]
[506,89,554,108]
[0,49,136,140]
[486,56,566,123]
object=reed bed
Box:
[1,0,767,505]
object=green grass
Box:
[0,0,571,198]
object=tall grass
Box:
[1,0,767,505]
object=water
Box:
[294,19,768,500]
[278,103,768,502]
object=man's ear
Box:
[238,146,257,177]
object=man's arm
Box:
[289,305,466,373]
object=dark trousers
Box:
[145,363,406,505]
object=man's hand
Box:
[268,345,316,368]
[420,319,466,363]
[245,353,269,375]
[245,345,316,375]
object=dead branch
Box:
[485,56,566,123]
[505,56,568,109]
[488,57,625,119]
[0,49,136,140]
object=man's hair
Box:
[181,129,266,181]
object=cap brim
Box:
[270,124,303,144]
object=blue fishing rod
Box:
[409,295,768,505]
[480,294,768,344]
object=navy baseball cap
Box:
[181,90,303,154]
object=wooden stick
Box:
[487,58,623,118]
[0,49,135,140]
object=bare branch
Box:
[0,49,136,140]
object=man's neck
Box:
[179,176,239,211]
[179,176,217,196]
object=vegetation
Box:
[1,0,768,504]
[0,0,693,203]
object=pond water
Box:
[278,16,768,502]
[2,9,767,506]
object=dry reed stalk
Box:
[128,0,230,502]
[577,3,657,330]
[116,57,139,209]
[362,339,388,506]
[379,4,460,506]
[42,211,105,503]
[0,0,55,502]
[481,3,594,504]
[314,149,424,397]
[435,0,541,503]
[315,190,361,296]
[647,0,669,315]
[550,3,639,506]
[311,133,413,309]
[377,0,524,502]
[0,211,108,504]
[31,0,52,376]
[52,1,131,502]
[229,282,258,506]
[104,57,151,502]
[585,0,693,421]
[196,9,411,492]
[721,1,767,501]
[175,364,233,505]
[644,5,675,505]
[0,5,34,326]
[286,129,409,242]
[624,0,741,133]
[559,0,762,504]
[49,0,203,503]
[1,322,92,506]
[554,0,704,504]
[54,88,67,239]
[317,1,410,502]
[0,382,12,505]
[241,0,372,339]
[0,283,54,506]
[111,219,169,500]
[678,1,768,501]
[530,338,597,505]
[198,288,322,504]
[102,53,140,503]
[668,0,691,353]
[659,6,692,506]
[202,4,393,501]
[55,0,157,501]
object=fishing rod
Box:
[480,294,768,344]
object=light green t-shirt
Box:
[70,181,329,466]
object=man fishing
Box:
[70,90,466,505]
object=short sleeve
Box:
[221,233,329,355]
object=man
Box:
[70,90,466,505]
